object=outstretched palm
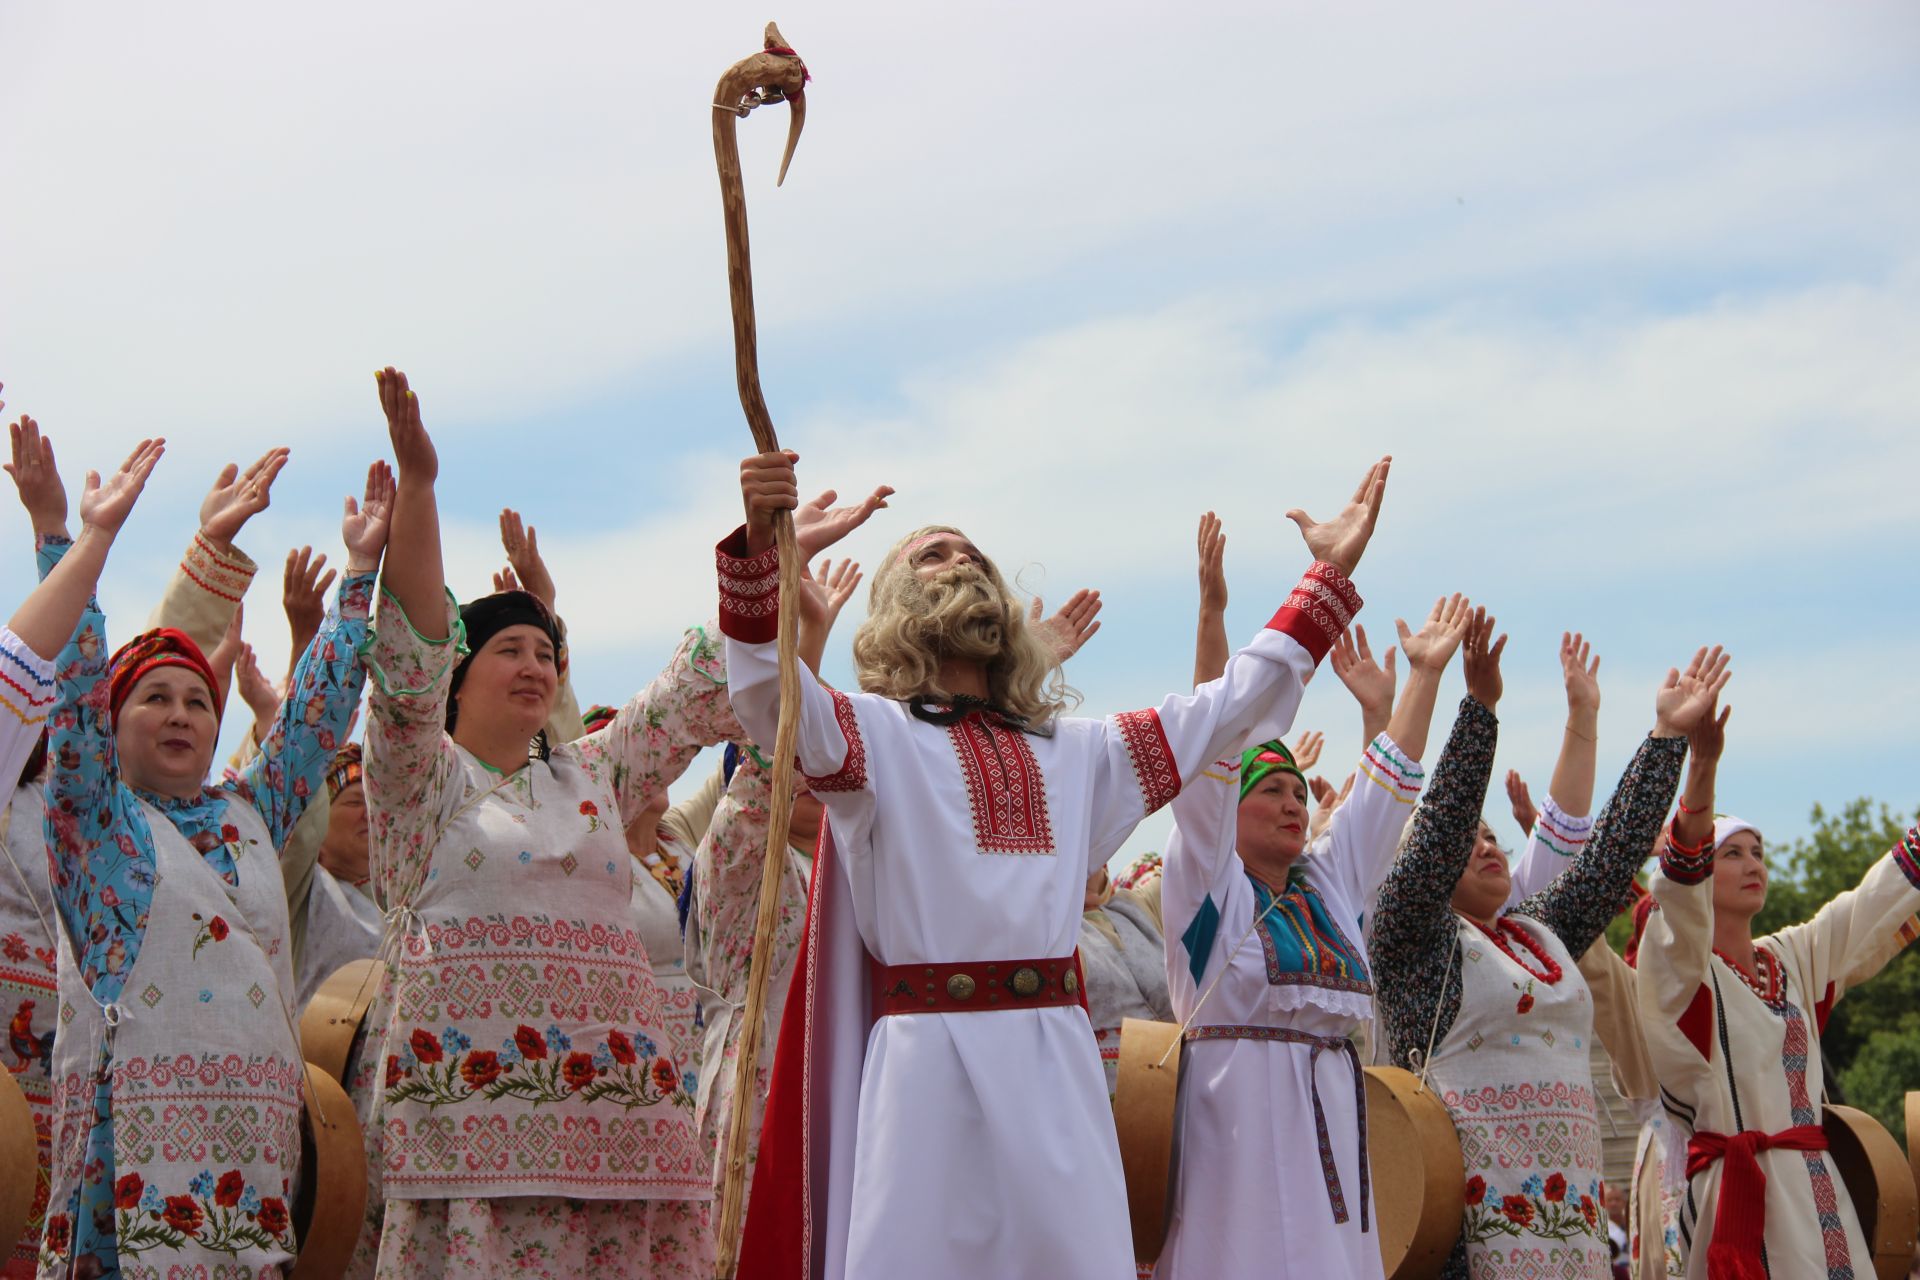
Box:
[1655,646,1730,736]
[79,438,166,535]
[793,485,895,558]
[1285,456,1391,576]
[201,448,290,543]
[343,461,397,568]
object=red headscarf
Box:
[108,628,222,726]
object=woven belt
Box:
[872,954,1087,1016]
[1185,1024,1370,1231]
[1686,1124,1828,1280]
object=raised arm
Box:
[232,463,389,849]
[145,449,290,653]
[1192,511,1229,688]
[720,451,892,776]
[375,367,447,641]
[39,438,169,990]
[1506,633,1605,904]
[1332,623,1396,746]
[282,546,336,675]
[1523,647,1723,954]
[493,508,584,745]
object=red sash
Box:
[1685,1124,1828,1280]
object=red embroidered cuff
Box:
[803,690,868,793]
[1265,561,1363,663]
[1115,708,1180,816]
[1660,834,1716,886]
[1893,829,1920,892]
[716,525,781,644]
[183,532,257,605]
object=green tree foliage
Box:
[1758,798,1920,1146]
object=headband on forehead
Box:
[109,628,222,726]
[459,590,562,656]
[1712,815,1759,849]
[326,742,363,800]
[1239,740,1305,801]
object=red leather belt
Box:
[871,954,1088,1016]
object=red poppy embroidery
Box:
[114,1172,144,1209]
[460,1050,503,1089]
[220,823,240,844]
[256,1196,290,1237]
[410,1028,444,1065]
[652,1057,679,1093]
[214,1169,245,1208]
[162,1195,205,1235]
[43,1213,70,1253]
[1516,991,1535,1015]
[385,1054,406,1088]
[561,1051,598,1092]
[1544,1173,1567,1202]
[208,916,228,940]
[607,1029,637,1065]
[1500,1195,1534,1226]
[1464,1176,1486,1206]
[514,1024,548,1061]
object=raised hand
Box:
[376,367,437,484]
[6,415,68,535]
[1395,593,1472,674]
[1292,730,1325,772]
[78,438,166,536]
[492,566,523,594]
[342,460,396,571]
[798,557,864,634]
[1196,512,1228,614]
[1332,624,1397,722]
[1561,631,1601,715]
[1654,645,1731,740]
[235,642,282,738]
[1461,606,1507,709]
[498,508,556,606]
[1505,769,1537,838]
[1308,772,1355,842]
[793,482,894,559]
[1284,456,1391,577]
[1031,588,1103,664]
[200,448,291,545]
[283,547,335,657]
[207,603,245,702]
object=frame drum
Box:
[0,1067,36,1264]
[1822,1103,1918,1280]
[299,958,381,1088]
[1114,1018,1182,1264]
[1364,1065,1464,1280]
[289,1063,367,1280]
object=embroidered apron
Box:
[368,756,701,1202]
[44,799,303,1279]
[1,792,57,1278]
[1425,914,1609,1279]
[628,851,706,1183]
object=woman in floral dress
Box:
[357,369,740,1280]
[39,441,385,1280]
[1370,620,1723,1280]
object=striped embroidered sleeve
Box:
[1522,733,1685,956]
[1316,731,1425,911]
[144,531,257,657]
[0,624,56,789]
[1506,795,1595,906]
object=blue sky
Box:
[3,3,1917,866]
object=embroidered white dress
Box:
[1156,733,1424,1280]
[719,533,1360,1280]
[1637,833,1920,1280]
[358,598,740,1280]
[2,785,58,1280]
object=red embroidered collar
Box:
[1469,917,1564,985]
[1715,945,1784,1005]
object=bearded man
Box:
[721,449,1390,1280]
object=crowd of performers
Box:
[0,367,1913,1280]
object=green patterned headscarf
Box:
[1239,740,1304,801]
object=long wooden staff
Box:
[710,24,809,1280]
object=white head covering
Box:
[1712,815,1759,849]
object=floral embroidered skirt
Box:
[374,1196,710,1280]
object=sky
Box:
[2,3,1918,868]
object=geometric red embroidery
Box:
[804,691,868,793]
[1114,709,1179,816]
[947,714,1053,854]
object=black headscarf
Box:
[446,590,565,744]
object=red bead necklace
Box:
[1470,917,1564,985]
[1714,946,1784,1005]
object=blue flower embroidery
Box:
[500,1044,523,1067]
[443,1027,472,1053]
[518,851,532,864]
[240,1186,262,1213]
[139,1184,163,1212]
[198,989,213,1003]
[1521,1174,1544,1196]
[544,1024,571,1052]
[189,1170,215,1197]
[683,1069,697,1095]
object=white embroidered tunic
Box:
[718,530,1359,1280]
[1156,732,1424,1279]
[360,596,740,1203]
[1636,831,1920,1280]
